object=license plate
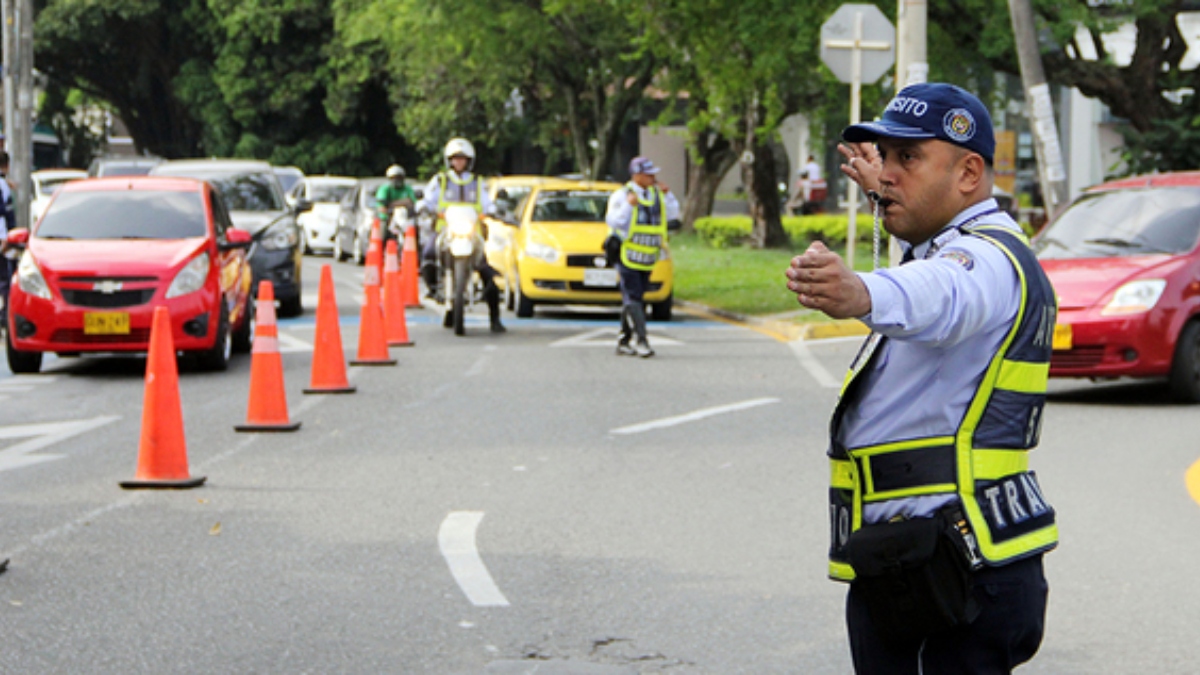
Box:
[1052,323,1072,350]
[83,312,131,335]
[582,268,619,287]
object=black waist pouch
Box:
[844,510,980,643]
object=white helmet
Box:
[385,164,405,179]
[443,137,476,170]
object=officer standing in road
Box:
[605,156,679,358]
[785,83,1058,673]
[0,151,15,333]
[418,138,505,333]
[375,164,416,246]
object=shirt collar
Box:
[905,198,1002,261]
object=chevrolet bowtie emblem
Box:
[93,280,123,294]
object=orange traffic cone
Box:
[235,281,302,431]
[120,306,205,489]
[400,225,420,308]
[304,265,357,394]
[383,239,414,347]
[370,217,385,285]
[352,240,397,366]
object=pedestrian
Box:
[606,156,679,357]
[786,82,1058,674]
[0,151,15,332]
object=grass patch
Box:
[671,231,882,317]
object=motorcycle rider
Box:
[375,164,416,246]
[417,137,506,333]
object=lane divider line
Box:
[439,511,510,607]
[610,397,780,435]
[1187,457,1200,508]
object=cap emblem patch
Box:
[943,108,976,142]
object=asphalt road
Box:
[1,255,1198,673]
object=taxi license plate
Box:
[1052,323,1072,351]
[583,268,618,287]
[83,312,131,335]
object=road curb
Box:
[676,299,869,342]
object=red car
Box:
[5,176,255,373]
[1034,171,1200,401]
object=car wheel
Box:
[352,233,365,266]
[651,293,673,322]
[279,294,303,318]
[334,233,348,262]
[231,296,255,353]
[196,306,232,372]
[1169,320,1200,403]
[6,328,42,374]
[515,273,534,318]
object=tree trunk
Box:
[680,132,736,231]
[743,141,787,248]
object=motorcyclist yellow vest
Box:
[827,225,1059,582]
[620,184,666,271]
[437,172,483,213]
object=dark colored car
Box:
[5,176,254,373]
[151,159,310,316]
[1034,171,1200,401]
[86,155,163,178]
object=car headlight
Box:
[16,252,52,300]
[260,221,299,250]
[524,239,559,264]
[166,253,210,298]
[1102,279,1167,315]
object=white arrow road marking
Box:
[788,339,843,389]
[277,332,314,353]
[439,511,510,607]
[550,327,683,348]
[0,415,121,473]
[611,397,780,435]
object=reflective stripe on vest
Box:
[827,224,1058,582]
[437,173,483,213]
[620,184,666,271]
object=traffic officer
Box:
[605,156,678,357]
[786,83,1058,673]
[418,138,505,333]
[375,164,416,245]
[0,151,14,332]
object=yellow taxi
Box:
[483,175,549,303]
[508,179,674,320]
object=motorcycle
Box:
[438,205,485,336]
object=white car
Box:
[30,168,87,226]
[289,175,356,254]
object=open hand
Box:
[837,142,883,195]
[785,241,872,319]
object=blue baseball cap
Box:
[629,156,661,176]
[842,83,995,163]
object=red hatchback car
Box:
[1034,171,1200,401]
[5,176,255,373]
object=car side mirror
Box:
[293,198,314,214]
[6,228,29,248]
[667,218,683,232]
[221,228,253,250]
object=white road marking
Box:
[550,327,682,348]
[0,416,122,473]
[277,332,314,353]
[439,511,510,607]
[788,339,843,389]
[610,397,780,435]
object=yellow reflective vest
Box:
[619,183,667,271]
[828,224,1059,582]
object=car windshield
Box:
[1034,187,1200,259]
[361,182,385,209]
[311,183,353,203]
[36,190,207,240]
[175,170,283,211]
[531,190,611,222]
[100,163,156,177]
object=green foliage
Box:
[694,214,881,249]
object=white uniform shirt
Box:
[418,171,495,217]
[605,183,680,239]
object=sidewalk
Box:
[676,299,869,342]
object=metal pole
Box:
[845,11,864,271]
[1007,0,1068,220]
[2,0,13,161]
[12,0,31,229]
[889,0,928,267]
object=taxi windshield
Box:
[531,190,611,222]
[1034,187,1200,259]
[36,190,207,240]
[310,183,353,203]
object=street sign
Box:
[820,3,896,84]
